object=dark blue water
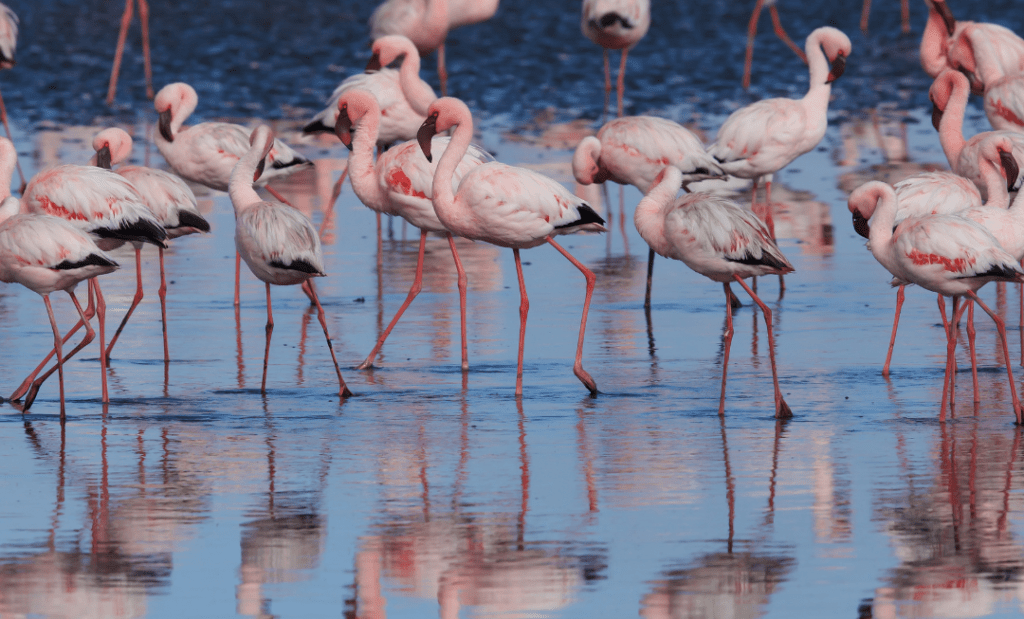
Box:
[7,0,1024,127]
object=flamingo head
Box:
[368,35,417,71]
[418,97,471,163]
[249,126,275,183]
[335,90,379,152]
[817,28,852,84]
[90,128,133,170]
[154,82,198,142]
[571,136,611,185]
[848,181,893,239]
[946,35,983,95]
[928,69,967,129]
[982,135,1023,192]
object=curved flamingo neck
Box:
[802,33,834,108]
[865,185,897,258]
[937,77,968,164]
[572,136,602,185]
[633,166,683,253]
[229,135,266,214]
[978,151,1010,210]
[171,89,198,136]
[431,105,473,224]
[348,102,388,211]
[398,53,435,115]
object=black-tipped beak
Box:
[826,54,846,83]
[931,101,943,131]
[158,108,174,142]
[335,103,354,151]
[365,52,382,72]
[96,145,112,170]
[937,1,956,35]
[593,167,612,184]
[852,211,871,239]
[254,158,266,183]
[1001,150,1020,192]
[418,112,439,163]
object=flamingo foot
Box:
[574,363,598,395]
[776,396,793,419]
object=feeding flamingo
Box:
[335,89,492,371]
[90,127,211,364]
[581,0,650,118]
[634,165,794,418]
[419,97,606,395]
[848,181,1024,423]
[229,125,352,398]
[106,0,153,104]
[0,138,118,418]
[571,115,725,308]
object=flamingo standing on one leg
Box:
[90,127,211,364]
[106,0,153,104]
[634,165,794,418]
[571,115,725,309]
[849,180,1024,423]
[229,125,352,398]
[419,97,606,395]
[153,82,313,306]
[581,0,650,118]
[335,89,492,371]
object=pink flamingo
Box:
[920,0,964,78]
[365,35,437,116]
[942,26,1024,131]
[419,97,606,395]
[581,0,650,118]
[710,24,849,292]
[848,180,1024,423]
[0,138,118,418]
[229,125,352,398]
[571,115,725,308]
[106,0,153,104]
[929,69,1024,198]
[335,89,492,371]
[634,165,794,418]
[0,3,21,191]
[90,127,211,364]
[154,82,312,306]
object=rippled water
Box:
[3,1,1024,618]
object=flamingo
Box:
[106,0,153,104]
[920,0,964,78]
[571,115,725,308]
[335,89,493,371]
[154,82,312,306]
[581,0,650,118]
[365,35,437,116]
[0,3,22,190]
[929,69,1024,198]
[634,165,793,418]
[90,127,211,364]
[229,125,352,398]
[0,138,118,418]
[419,97,606,395]
[942,27,1024,131]
[848,181,1024,423]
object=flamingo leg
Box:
[966,300,979,403]
[437,43,448,97]
[23,291,96,413]
[762,175,784,295]
[940,294,952,416]
[41,295,64,418]
[306,280,353,398]
[602,49,611,120]
[318,162,348,238]
[137,0,153,99]
[768,4,808,64]
[733,275,791,418]
[357,230,427,370]
[882,285,905,376]
[106,0,134,105]
[618,184,628,254]
[967,291,1024,424]
[261,282,274,394]
[447,233,469,371]
[159,246,169,363]
[513,248,529,395]
[234,251,242,307]
[644,246,655,311]
[96,278,109,402]
[264,184,293,206]
[719,283,736,416]
[0,87,25,193]
[106,246,144,360]
[901,0,910,33]
[742,0,766,90]
[860,0,872,34]
[546,236,598,394]
[946,297,968,416]
[376,211,383,271]
[1019,269,1023,366]
[616,48,629,118]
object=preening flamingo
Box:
[154,82,312,306]
[942,26,1024,131]
[90,127,210,364]
[335,89,492,371]
[419,97,606,395]
[0,138,118,418]
[929,69,1024,198]
[106,0,153,104]
[634,165,794,418]
[571,115,725,308]
[849,181,1024,423]
[229,125,352,397]
[581,0,650,117]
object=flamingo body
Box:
[581,0,650,51]
[370,0,448,57]
[304,69,426,148]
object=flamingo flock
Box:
[0,0,1021,425]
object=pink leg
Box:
[1019,265,1023,366]
[96,278,109,402]
[733,275,792,418]
[769,5,808,63]
[447,234,469,371]
[616,49,628,118]
[234,251,242,307]
[742,0,766,90]
[719,283,736,416]
[10,285,93,401]
[306,280,353,398]
[376,211,383,271]
[940,295,952,416]
[262,282,274,394]
[265,185,294,207]
[901,0,911,33]
[602,49,612,120]
[763,177,776,240]
[513,248,529,395]
[966,300,979,403]
[0,88,25,193]
[41,295,65,418]
[357,230,427,370]
[105,246,144,360]
[644,246,656,311]
[23,291,96,413]
[860,0,872,33]
[106,0,134,105]
[882,285,905,376]
[318,163,348,238]
[967,291,1024,424]
[547,236,598,394]
[137,0,153,99]
[159,246,169,363]
[437,43,448,97]
[301,280,315,305]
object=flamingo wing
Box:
[893,214,1023,283]
[709,99,807,173]
[984,76,1024,131]
[236,202,324,276]
[0,214,118,294]
[893,171,981,223]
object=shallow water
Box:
[3,1,1024,618]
